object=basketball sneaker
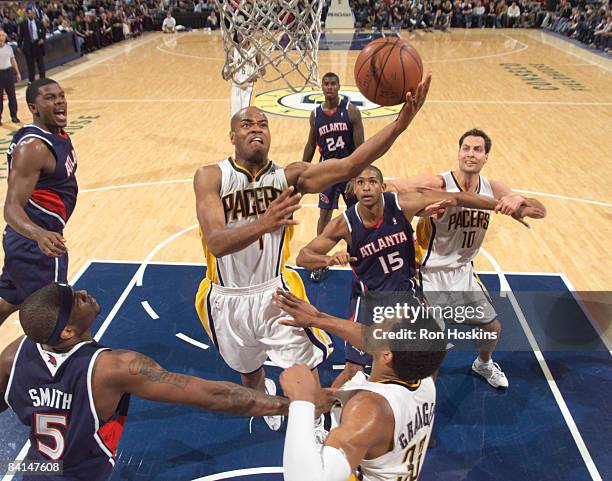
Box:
[263,378,284,431]
[471,357,509,389]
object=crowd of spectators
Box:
[347,0,551,31]
[0,1,175,55]
[541,0,611,52]
[347,0,610,52]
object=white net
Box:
[216,0,324,92]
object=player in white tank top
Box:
[386,129,547,389]
[193,75,433,414]
[274,289,445,481]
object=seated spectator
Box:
[473,0,485,28]
[204,5,219,30]
[462,1,473,28]
[98,12,113,47]
[372,3,387,32]
[496,0,507,27]
[389,2,403,31]
[485,0,497,28]
[507,1,521,28]
[72,14,88,54]
[452,0,463,28]
[162,9,176,33]
[111,10,125,42]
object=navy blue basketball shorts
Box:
[319,181,357,210]
[0,227,68,305]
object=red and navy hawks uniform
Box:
[0,125,78,305]
[344,192,419,365]
[4,338,129,481]
[315,96,357,210]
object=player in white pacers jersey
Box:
[193,75,432,425]
[388,129,546,388]
[274,289,446,481]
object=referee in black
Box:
[0,30,21,125]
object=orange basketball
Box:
[354,37,423,106]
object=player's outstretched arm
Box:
[286,73,432,194]
[296,215,354,270]
[273,289,366,351]
[194,165,301,257]
[99,350,289,417]
[282,365,391,481]
[398,190,499,219]
[4,140,67,257]
[301,111,317,163]
[0,336,23,413]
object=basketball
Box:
[354,37,423,106]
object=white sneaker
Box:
[263,378,284,431]
[472,358,509,389]
[314,414,329,446]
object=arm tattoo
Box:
[128,354,189,389]
[222,382,289,416]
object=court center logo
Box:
[253,86,402,119]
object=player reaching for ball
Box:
[193,73,432,430]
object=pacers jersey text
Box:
[201,158,292,287]
[417,172,493,269]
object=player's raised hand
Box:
[260,186,301,233]
[35,230,67,257]
[280,364,319,403]
[394,72,432,134]
[274,288,321,328]
[327,252,357,267]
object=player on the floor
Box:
[387,128,547,389]
[0,283,295,481]
[0,78,76,327]
[274,289,446,481]
[302,72,364,282]
[296,165,508,389]
[193,74,431,430]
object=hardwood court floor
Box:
[0,28,610,349]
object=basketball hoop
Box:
[216,0,324,92]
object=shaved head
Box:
[230,106,271,165]
[231,107,268,132]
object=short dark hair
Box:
[20,284,63,343]
[322,72,340,83]
[387,316,447,382]
[459,128,492,154]
[26,78,59,105]
[359,165,384,183]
